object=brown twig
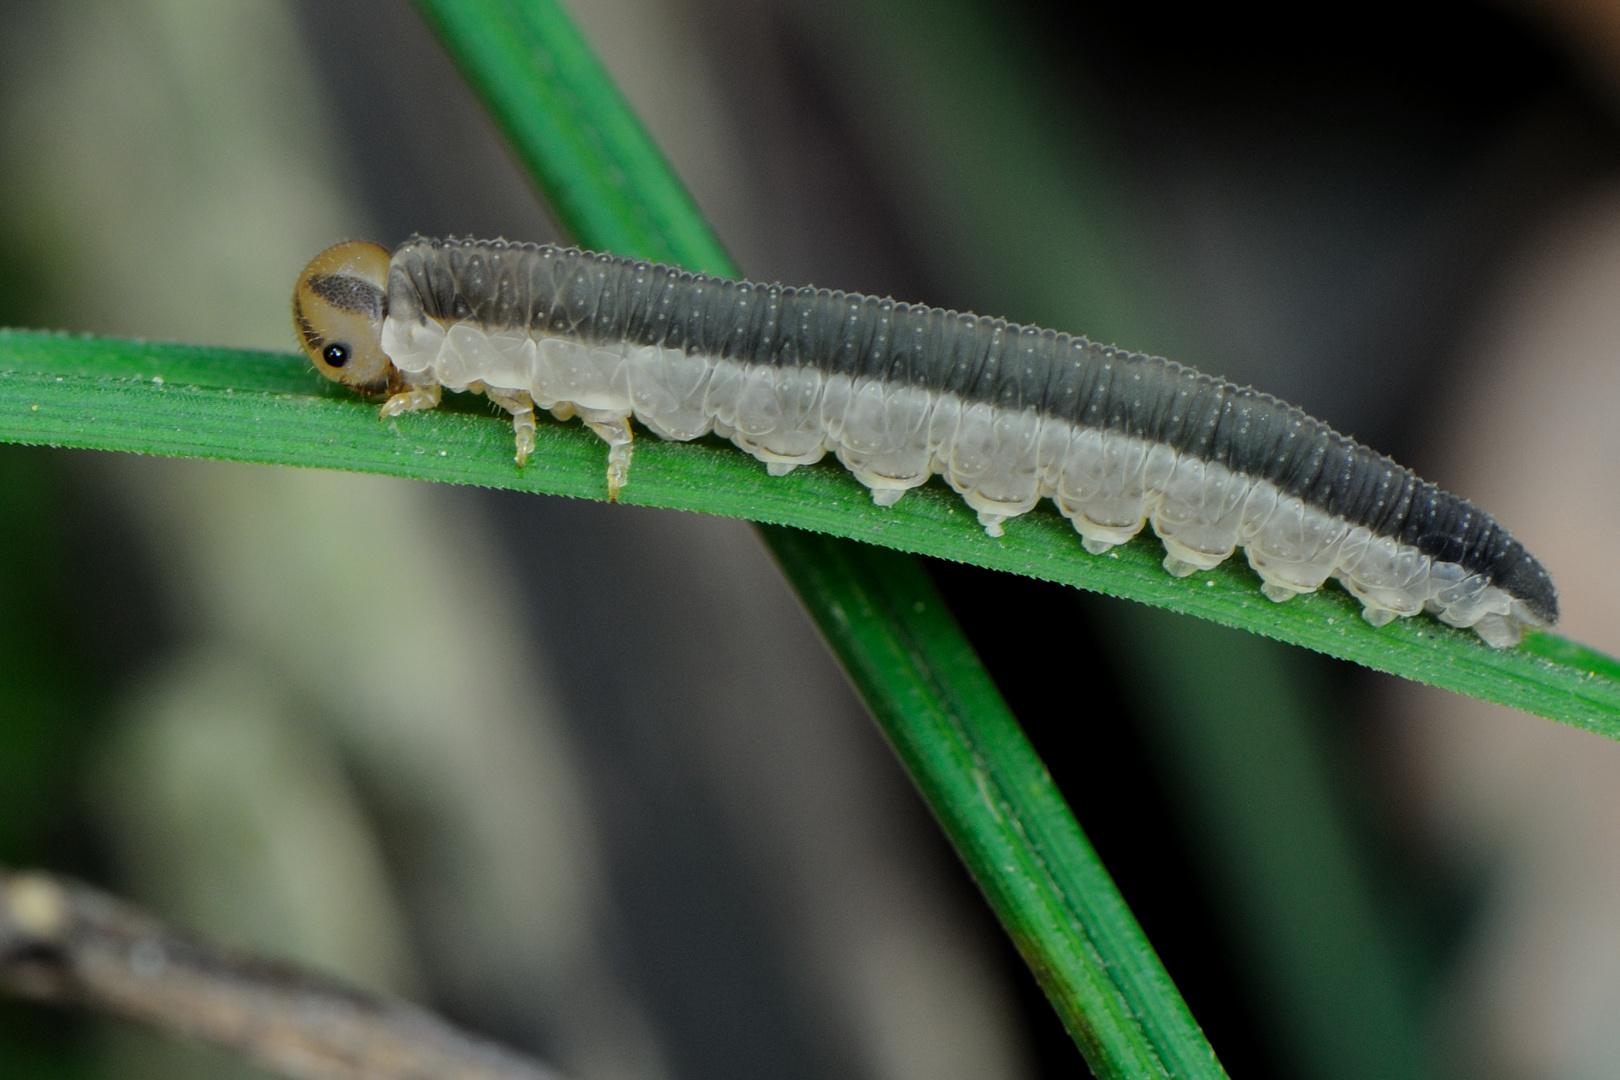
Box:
[0,868,565,1080]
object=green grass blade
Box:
[764,528,1221,1078]
[408,0,726,273]
[407,0,1233,1067]
[2,328,1613,736]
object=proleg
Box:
[292,235,1558,647]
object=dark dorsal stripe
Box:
[387,236,1556,624]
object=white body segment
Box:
[380,314,1539,646]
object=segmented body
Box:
[294,235,1557,647]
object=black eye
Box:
[323,343,350,368]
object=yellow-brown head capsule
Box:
[292,241,395,394]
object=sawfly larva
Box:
[293,235,1557,647]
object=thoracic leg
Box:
[380,382,441,418]
[584,416,634,501]
[483,387,537,466]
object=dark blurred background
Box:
[2,1,1620,1079]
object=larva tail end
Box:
[293,241,395,394]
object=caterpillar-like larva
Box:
[292,235,1557,648]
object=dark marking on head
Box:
[307,273,384,320]
[292,294,323,352]
[323,343,350,368]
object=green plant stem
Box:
[410,0,1225,1075]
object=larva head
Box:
[293,241,395,394]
